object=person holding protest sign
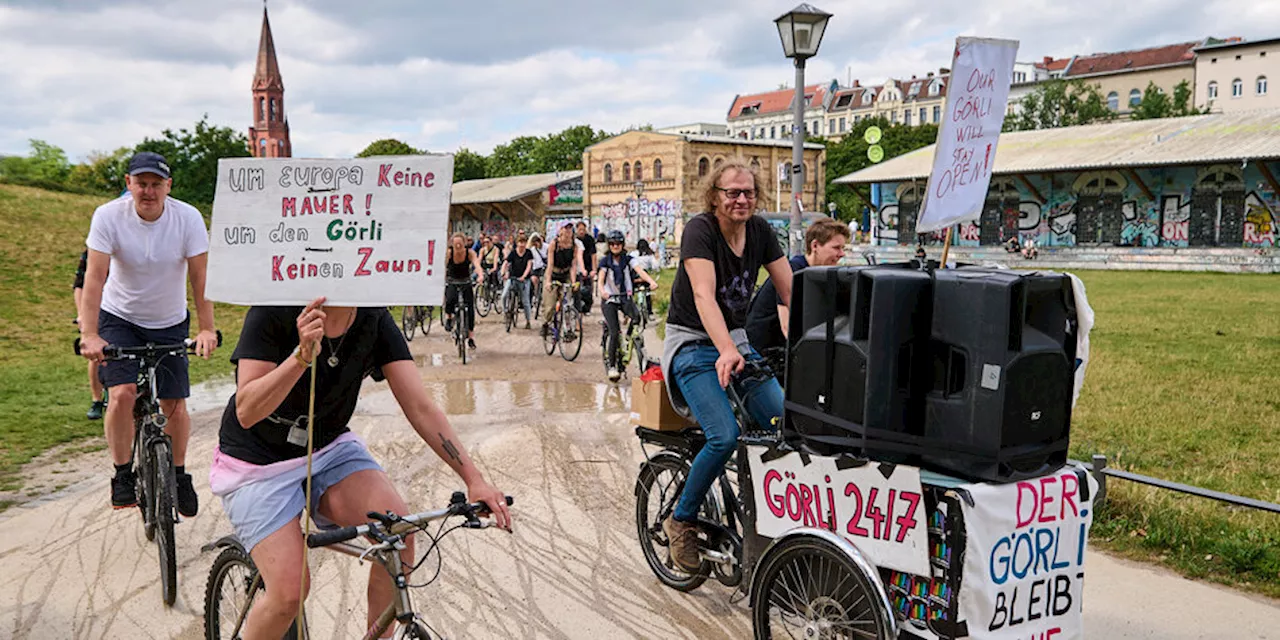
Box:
[443,233,483,350]
[79,151,218,515]
[660,160,791,571]
[210,297,512,638]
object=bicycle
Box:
[502,278,530,333]
[449,289,472,365]
[598,294,648,380]
[633,282,654,325]
[202,491,514,639]
[399,306,434,341]
[475,271,500,318]
[633,359,775,593]
[541,278,583,361]
[74,331,222,606]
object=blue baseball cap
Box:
[127,152,171,179]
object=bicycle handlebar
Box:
[306,494,514,549]
[73,330,224,358]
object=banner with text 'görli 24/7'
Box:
[206,155,454,306]
[916,37,1019,233]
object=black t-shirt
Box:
[745,254,807,351]
[218,306,412,465]
[506,248,533,279]
[666,213,784,332]
[579,233,597,264]
[74,250,88,289]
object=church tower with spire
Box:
[248,4,291,158]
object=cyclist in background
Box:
[211,297,511,639]
[527,233,546,297]
[74,249,107,420]
[540,223,585,336]
[79,151,218,515]
[598,231,655,382]
[501,235,535,330]
[443,233,482,351]
[478,236,502,294]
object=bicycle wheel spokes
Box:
[401,306,416,341]
[151,440,178,606]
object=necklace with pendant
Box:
[324,310,356,368]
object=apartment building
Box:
[1193,37,1278,112]
[726,80,839,141]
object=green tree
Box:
[453,147,488,182]
[533,125,610,173]
[67,147,132,194]
[134,115,251,206]
[1131,80,1204,120]
[486,135,541,178]
[356,138,421,157]
[1004,79,1116,131]
[824,118,938,224]
[0,139,72,184]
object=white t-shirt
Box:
[86,195,209,329]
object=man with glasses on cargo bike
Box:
[659,160,793,572]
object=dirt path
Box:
[0,315,1275,638]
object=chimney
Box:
[1043,56,1053,65]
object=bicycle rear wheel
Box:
[204,544,304,640]
[476,283,492,317]
[559,304,583,361]
[420,306,434,337]
[635,454,707,592]
[400,306,417,341]
[151,440,178,606]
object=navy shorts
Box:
[97,310,191,399]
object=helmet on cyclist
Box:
[606,230,625,244]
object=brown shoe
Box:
[662,515,701,572]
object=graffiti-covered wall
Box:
[591,197,682,246]
[872,163,1280,249]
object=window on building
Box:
[839,117,846,132]
[828,120,835,134]
[713,158,723,170]
[1258,76,1268,95]
[698,157,709,177]
[770,126,776,139]
[622,162,631,182]
[928,81,940,97]
[891,111,898,123]
[835,94,853,108]
[270,98,278,121]
[653,159,662,179]
[919,107,927,124]
[1106,91,1119,111]
[759,127,765,138]
[1232,78,1243,97]
[1208,81,1218,100]
[812,120,820,134]
[258,98,265,122]
[634,162,643,182]
[604,163,613,183]
[1013,71,1026,83]
[1129,89,1141,107]
[904,110,912,125]
[932,105,941,122]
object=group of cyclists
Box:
[72,149,847,636]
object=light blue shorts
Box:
[219,439,383,552]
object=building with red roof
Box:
[726,80,839,142]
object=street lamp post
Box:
[775,3,831,255]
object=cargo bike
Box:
[635,264,1098,640]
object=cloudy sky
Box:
[1,0,1275,160]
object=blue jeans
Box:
[507,278,532,323]
[671,343,783,522]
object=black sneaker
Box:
[176,471,198,517]
[86,400,106,420]
[467,338,477,350]
[111,470,137,509]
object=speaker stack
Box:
[782,264,1078,483]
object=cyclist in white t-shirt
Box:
[79,152,218,516]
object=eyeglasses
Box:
[715,187,757,200]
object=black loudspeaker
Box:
[785,266,933,459]
[922,268,1078,482]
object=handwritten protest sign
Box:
[958,466,1097,639]
[206,156,453,306]
[917,37,1019,233]
[747,446,929,576]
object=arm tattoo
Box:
[439,435,462,464]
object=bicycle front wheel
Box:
[560,304,583,361]
[204,544,305,640]
[476,284,492,317]
[151,440,178,606]
[400,306,416,341]
[420,306,434,336]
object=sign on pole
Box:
[206,155,454,306]
[916,37,1019,233]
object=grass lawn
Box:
[0,184,246,498]
[1,184,1277,595]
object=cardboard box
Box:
[631,378,694,431]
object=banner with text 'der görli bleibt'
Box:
[916,37,1018,233]
[207,155,454,306]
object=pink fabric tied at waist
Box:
[209,432,363,497]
